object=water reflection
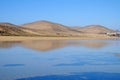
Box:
[114,53,120,57]
[21,40,67,51]
[3,64,25,67]
[0,41,21,48]
[17,72,120,80]
[0,40,120,80]
[0,40,111,51]
[80,41,109,48]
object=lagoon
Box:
[0,39,120,80]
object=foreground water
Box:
[0,39,120,80]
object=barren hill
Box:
[0,23,28,36]
[22,20,69,31]
[21,20,82,36]
[0,21,116,37]
[73,25,115,34]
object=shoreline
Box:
[0,36,119,41]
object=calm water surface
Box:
[0,39,120,80]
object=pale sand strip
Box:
[0,35,119,41]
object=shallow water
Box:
[0,39,120,80]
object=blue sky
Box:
[0,0,120,29]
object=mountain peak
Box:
[22,20,56,25]
[84,25,107,28]
[21,20,64,30]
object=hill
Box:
[0,23,28,36]
[0,21,117,37]
[73,25,115,34]
[0,23,50,36]
[21,20,82,36]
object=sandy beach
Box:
[0,35,119,41]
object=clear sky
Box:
[0,0,120,29]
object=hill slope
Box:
[0,23,42,36]
[73,25,115,34]
[21,20,82,36]
[0,23,28,36]
[0,21,116,37]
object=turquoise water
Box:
[0,40,120,80]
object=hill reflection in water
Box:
[0,39,120,80]
[0,40,110,51]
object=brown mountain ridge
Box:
[0,20,116,36]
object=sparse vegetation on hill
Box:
[73,25,115,34]
[0,23,28,36]
[0,20,118,37]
